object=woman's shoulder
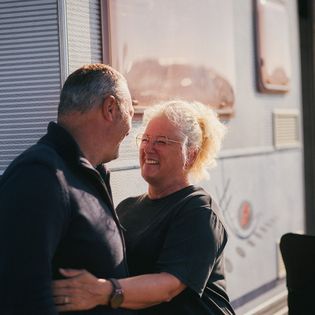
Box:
[181,185,212,208]
[176,186,227,226]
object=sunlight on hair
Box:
[142,100,227,182]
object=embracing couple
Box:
[0,64,235,315]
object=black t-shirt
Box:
[117,185,235,315]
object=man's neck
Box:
[58,113,108,167]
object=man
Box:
[0,64,134,314]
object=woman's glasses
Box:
[136,134,183,148]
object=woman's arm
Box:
[118,272,186,308]
[53,268,186,312]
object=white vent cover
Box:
[273,109,300,149]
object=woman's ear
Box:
[185,148,198,169]
[101,95,117,122]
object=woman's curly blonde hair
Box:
[142,100,227,182]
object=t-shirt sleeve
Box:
[155,203,227,296]
[0,164,69,314]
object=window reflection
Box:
[256,0,291,93]
[107,0,236,119]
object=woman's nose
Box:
[143,139,155,152]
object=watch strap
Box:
[108,278,124,309]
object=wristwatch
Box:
[108,278,124,309]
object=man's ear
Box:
[101,95,118,122]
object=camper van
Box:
[1,0,314,313]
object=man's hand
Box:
[52,268,111,312]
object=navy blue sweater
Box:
[0,122,133,315]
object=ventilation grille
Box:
[273,110,300,149]
[0,0,61,174]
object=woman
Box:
[53,100,235,315]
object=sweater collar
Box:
[38,122,114,209]
[38,121,83,166]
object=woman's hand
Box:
[52,268,110,312]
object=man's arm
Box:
[0,164,68,314]
[53,269,186,311]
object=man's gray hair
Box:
[58,64,128,116]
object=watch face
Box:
[111,292,124,309]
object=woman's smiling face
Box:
[139,115,188,190]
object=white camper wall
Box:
[65,0,304,307]
[110,0,304,305]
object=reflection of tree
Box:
[125,59,235,119]
[266,67,289,85]
[122,43,128,74]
